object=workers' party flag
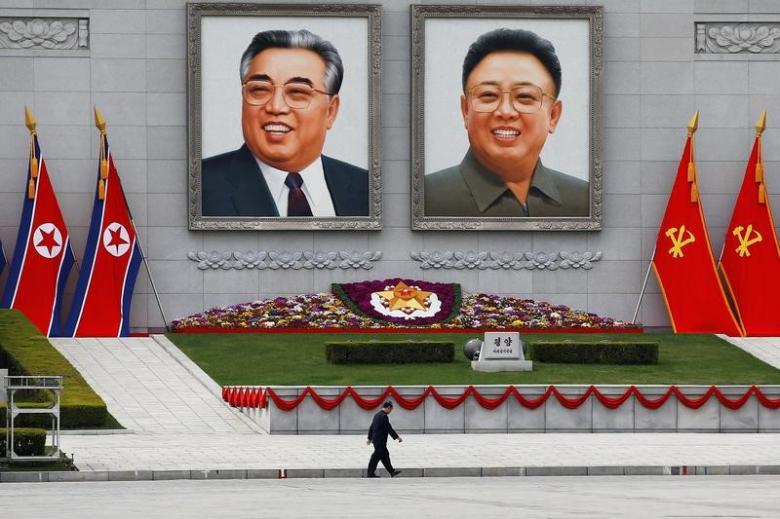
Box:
[1,115,75,336]
[719,113,780,336]
[65,120,143,337]
[651,113,743,336]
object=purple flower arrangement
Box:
[171,279,638,331]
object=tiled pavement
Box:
[50,336,260,434]
[59,431,780,474]
[30,335,780,479]
[718,335,780,370]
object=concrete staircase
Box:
[49,335,261,434]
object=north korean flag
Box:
[1,132,75,336]
[64,132,142,337]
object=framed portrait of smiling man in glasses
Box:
[187,3,381,230]
[411,5,603,231]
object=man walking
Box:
[366,400,402,478]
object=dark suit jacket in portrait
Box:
[202,144,369,217]
[424,149,589,217]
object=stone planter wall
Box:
[237,385,780,435]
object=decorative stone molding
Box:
[696,22,780,54]
[410,251,602,271]
[188,250,382,271]
[0,17,88,50]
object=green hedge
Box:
[0,309,108,428]
[0,402,108,429]
[0,427,47,457]
[326,341,454,364]
[529,341,659,365]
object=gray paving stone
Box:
[191,469,247,480]
[587,466,625,476]
[153,470,191,480]
[286,469,325,478]
[624,466,667,476]
[323,468,363,478]
[526,466,589,477]
[246,469,279,479]
[424,467,482,478]
[728,465,761,475]
[107,470,154,481]
[0,471,49,482]
[48,471,109,482]
[481,467,526,477]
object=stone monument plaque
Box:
[471,332,532,372]
[482,332,522,360]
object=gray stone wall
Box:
[1,0,779,331]
[241,384,780,434]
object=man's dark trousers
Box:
[367,444,395,476]
[367,409,399,476]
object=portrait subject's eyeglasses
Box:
[242,80,333,109]
[468,83,556,114]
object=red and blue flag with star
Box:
[65,131,143,337]
[1,132,75,336]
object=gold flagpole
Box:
[93,107,170,332]
[24,106,38,199]
[94,107,108,200]
[756,111,767,204]
[687,111,699,203]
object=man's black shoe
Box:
[390,470,402,478]
[367,473,379,478]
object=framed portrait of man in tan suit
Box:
[411,5,603,231]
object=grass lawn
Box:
[168,332,780,386]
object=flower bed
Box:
[172,280,639,332]
[332,279,461,326]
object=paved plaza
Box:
[2,476,780,518]
[10,335,769,479]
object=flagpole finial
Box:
[94,106,107,135]
[24,106,36,134]
[756,111,767,136]
[687,111,699,135]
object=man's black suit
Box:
[367,410,399,476]
[201,144,369,216]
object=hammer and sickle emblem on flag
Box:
[732,224,762,257]
[665,225,695,258]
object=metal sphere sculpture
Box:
[463,338,483,361]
